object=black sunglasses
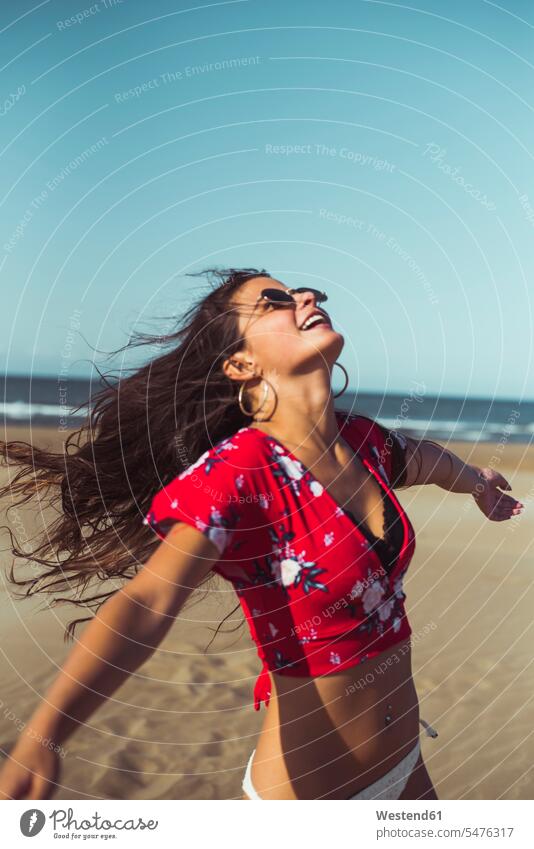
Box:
[257,287,328,307]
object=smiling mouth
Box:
[300,315,332,331]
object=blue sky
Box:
[1,0,533,400]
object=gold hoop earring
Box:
[333,362,349,398]
[238,377,269,417]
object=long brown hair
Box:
[0,268,270,642]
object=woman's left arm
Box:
[400,435,524,522]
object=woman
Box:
[0,267,523,801]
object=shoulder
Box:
[178,427,261,476]
[337,411,411,487]
[336,410,383,451]
[336,410,396,475]
[146,427,263,549]
[151,428,262,506]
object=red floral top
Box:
[144,411,416,710]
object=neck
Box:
[248,370,345,455]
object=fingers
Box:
[497,474,512,491]
[496,492,524,510]
[490,498,524,520]
[489,509,512,521]
[481,469,515,494]
[503,501,524,515]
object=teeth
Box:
[301,314,327,330]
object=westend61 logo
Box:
[20,807,159,837]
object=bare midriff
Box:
[249,637,419,799]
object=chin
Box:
[318,328,344,356]
[300,330,344,364]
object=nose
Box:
[294,290,324,324]
[294,290,319,310]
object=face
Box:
[226,276,344,381]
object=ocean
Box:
[2,374,533,444]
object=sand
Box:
[1,424,533,800]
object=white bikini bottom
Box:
[243,736,424,800]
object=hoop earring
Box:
[238,377,269,417]
[333,362,349,398]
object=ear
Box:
[222,354,256,382]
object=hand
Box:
[472,466,524,521]
[0,741,60,800]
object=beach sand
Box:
[1,425,533,800]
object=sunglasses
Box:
[256,287,328,307]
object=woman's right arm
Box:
[0,522,220,800]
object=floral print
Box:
[270,554,328,594]
[271,557,300,587]
[309,480,324,496]
[144,411,416,710]
[361,580,386,614]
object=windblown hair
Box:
[0,267,271,643]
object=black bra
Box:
[344,489,404,576]
[342,417,409,575]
